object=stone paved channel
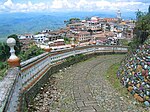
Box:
[29,55,148,112]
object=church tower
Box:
[117,10,122,23]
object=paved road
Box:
[30,55,147,112]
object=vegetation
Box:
[0,34,44,79]
[106,62,148,108]
[130,7,150,49]
[19,45,44,61]
[119,39,129,46]
[64,37,71,44]
[0,42,10,61]
[148,5,150,14]
[64,18,81,25]
[0,62,7,80]
[69,18,80,21]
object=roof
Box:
[54,39,64,42]
[78,31,90,35]
[93,33,106,38]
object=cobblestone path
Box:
[30,55,148,112]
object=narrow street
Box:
[29,55,146,112]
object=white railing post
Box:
[7,38,20,67]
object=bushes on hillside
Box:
[19,45,44,61]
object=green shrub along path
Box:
[29,55,148,112]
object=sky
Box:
[0,0,149,13]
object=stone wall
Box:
[0,68,21,112]
[117,38,150,106]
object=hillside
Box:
[0,11,136,42]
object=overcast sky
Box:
[0,0,149,13]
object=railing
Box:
[0,45,128,112]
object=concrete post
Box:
[44,45,52,52]
[93,37,96,45]
[7,38,20,67]
[71,38,75,48]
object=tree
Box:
[133,8,150,47]
[148,5,150,14]
[0,42,10,61]
[69,18,80,24]
[19,45,44,61]
[135,9,145,21]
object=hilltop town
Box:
[18,10,134,51]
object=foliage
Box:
[0,35,44,79]
[64,37,71,44]
[131,8,150,49]
[65,18,81,25]
[135,10,145,20]
[135,14,150,31]
[0,61,8,80]
[66,54,85,63]
[0,42,10,61]
[69,18,80,22]
[119,39,129,46]
[19,45,44,61]
[128,37,141,50]
[0,34,22,62]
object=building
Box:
[34,34,47,43]
[76,31,91,42]
[48,39,65,46]
[19,38,35,52]
[85,17,102,32]
[117,10,122,23]
[18,34,34,39]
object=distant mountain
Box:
[0,12,136,42]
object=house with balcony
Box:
[33,34,47,43]
[76,31,91,42]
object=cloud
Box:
[51,0,75,9]
[0,0,149,13]
[0,0,48,12]
[50,0,149,12]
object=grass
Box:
[106,62,132,97]
[120,39,129,46]
[106,63,122,88]
[0,67,7,80]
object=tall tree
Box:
[134,9,150,45]
[0,42,10,61]
[148,5,150,14]
[135,9,144,20]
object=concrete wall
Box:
[0,45,128,112]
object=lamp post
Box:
[7,38,20,67]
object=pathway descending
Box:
[29,55,147,112]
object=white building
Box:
[34,34,47,43]
[18,34,33,39]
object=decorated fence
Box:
[0,38,128,112]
